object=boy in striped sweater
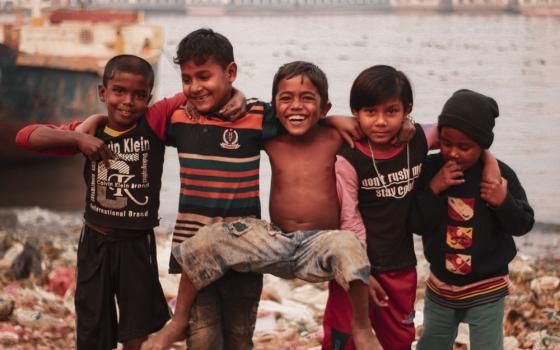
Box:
[145,61,384,350]
[410,89,534,350]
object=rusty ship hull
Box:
[0,9,162,162]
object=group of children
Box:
[15,27,534,350]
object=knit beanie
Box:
[438,89,499,149]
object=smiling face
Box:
[180,56,236,114]
[98,71,152,131]
[274,74,330,137]
[355,97,406,151]
[440,127,483,171]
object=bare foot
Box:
[141,320,187,350]
[352,325,383,350]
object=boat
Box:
[0,6,163,161]
[88,0,186,13]
[518,0,560,15]
[184,0,392,16]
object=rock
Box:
[503,336,519,350]
[531,276,560,294]
[257,299,317,328]
[12,309,65,330]
[10,243,43,279]
[0,242,24,270]
[0,330,19,345]
[530,276,560,308]
[454,323,469,346]
[509,256,536,283]
[0,297,15,321]
[159,274,180,300]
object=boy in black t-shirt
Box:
[16,55,173,350]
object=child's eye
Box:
[364,108,376,115]
[112,88,124,95]
[182,77,192,84]
[278,95,291,102]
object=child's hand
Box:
[75,133,114,168]
[430,160,465,195]
[391,117,416,145]
[75,114,108,135]
[219,88,247,121]
[368,275,388,307]
[325,116,364,148]
[480,177,507,207]
[185,101,202,121]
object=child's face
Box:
[355,98,405,148]
[440,127,483,171]
[274,75,330,137]
[180,57,237,114]
[98,71,152,131]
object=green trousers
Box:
[417,295,505,350]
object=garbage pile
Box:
[0,208,558,349]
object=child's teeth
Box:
[288,115,305,121]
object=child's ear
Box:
[321,101,332,118]
[98,84,106,102]
[226,62,237,83]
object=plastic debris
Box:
[47,266,76,297]
[0,208,558,349]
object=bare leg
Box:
[348,281,383,350]
[123,336,147,350]
[141,272,197,350]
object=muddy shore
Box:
[0,208,558,349]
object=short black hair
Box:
[272,61,329,109]
[350,65,413,114]
[174,28,234,68]
[103,54,155,89]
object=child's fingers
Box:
[342,132,356,149]
[368,287,389,307]
[353,127,365,140]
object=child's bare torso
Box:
[265,126,342,232]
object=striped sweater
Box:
[165,101,279,273]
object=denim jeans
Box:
[185,270,262,350]
[172,218,371,292]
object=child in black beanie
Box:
[410,89,535,350]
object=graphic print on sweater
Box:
[446,225,473,250]
[445,253,472,275]
[448,197,474,221]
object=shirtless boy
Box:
[144,61,385,350]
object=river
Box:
[1,13,559,240]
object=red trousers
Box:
[322,267,417,350]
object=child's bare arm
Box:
[322,116,363,148]
[480,150,501,183]
[486,166,534,236]
[28,126,113,165]
[219,87,246,120]
[75,114,108,135]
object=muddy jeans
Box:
[172,218,371,291]
[186,270,262,350]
